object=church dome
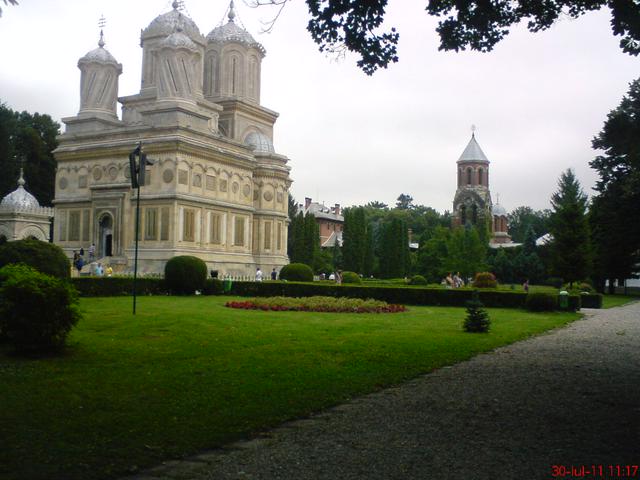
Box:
[492,203,507,217]
[206,2,265,54]
[143,2,202,42]
[245,131,275,153]
[1,170,40,210]
[78,32,120,66]
[160,30,198,51]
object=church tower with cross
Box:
[53,2,292,275]
[452,129,511,244]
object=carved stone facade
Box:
[452,134,511,245]
[53,2,291,275]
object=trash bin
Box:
[558,290,569,309]
[223,278,232,293]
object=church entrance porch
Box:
[98,213,114,257]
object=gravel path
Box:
[126,302,640,480]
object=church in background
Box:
[52,1,292,275]
[452,133,512,246]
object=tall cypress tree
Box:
[549,169,591,288]
[342,207,367,273]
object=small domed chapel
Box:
[53,1,292,275]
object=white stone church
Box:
[53,1,292,276]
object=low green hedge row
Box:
[228,281,585,311]
[71,278,223,297]
[68,277,592,310]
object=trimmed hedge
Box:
[71,277,167,297]
[525,292,557,312]
[409,275,428,285]
[279,263,313,282]
[165,256,207,295]
[0,238,70,279]
[341,271,361,284]
[227,281,582,310]
[580,293,603,308]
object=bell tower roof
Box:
[458,133,489,163]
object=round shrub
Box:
[0,264,81,352]
[164,256,207,295]
[0,238,70,279]
[341,271,361,284]
[409,275,428,285]
[279,263,313,282]
[525,292,557,312]
[473,271,497,289]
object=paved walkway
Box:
[125,302,640,480]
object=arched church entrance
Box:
[99,213,114,257]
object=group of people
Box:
[71,243,112,277]
[444,272,465,288]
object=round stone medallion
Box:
[242,184,251,197]
[263,191,273,202]
[124,168,131,179]
[277,192,283,203]
[163,169,174,184]
[92,167,102,181]
[232,182,239,193]
[108,166,118,180]
[58,177,68,190]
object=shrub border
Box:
[69,277,590,310]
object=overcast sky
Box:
[0,0,638,213]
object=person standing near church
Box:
[88,243,96,262]
[271,268,277,280]
[255,267,263,282]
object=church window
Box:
[58,210,67,241]
[467,168,472,185]
[234,216,245,246]
[145,208,158,241]
[82,210,90,242]
[160,208,170,241]
[193,174,202,188]
[210,213,222,244]
[276,222,282,251]
[206,175,216,191]
[264,221,272,250]
[231,57,237,95]
[220,179,228,192]
[478,168,483,186]
[472,204,478,224]
[69,211,81,241]
[183,209,195,242]
[460,205,467,225]
[78,175,87,188]
[178,169,188,185]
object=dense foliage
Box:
[225,296,406,313]
[164,256,207,295]
[279,262,314,282]
[0,103,60,206]
[0,238,70,279]
[549,169,592,288]
[507,206,551,243]
[255,0,640,74]
[0,264,81,352]
[589,78,640,292]
[463,291,490,333]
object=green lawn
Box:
[0,296,580,480]
[602,294,639,309]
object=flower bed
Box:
[225,296,406,313]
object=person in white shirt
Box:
[255,267,263,282]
